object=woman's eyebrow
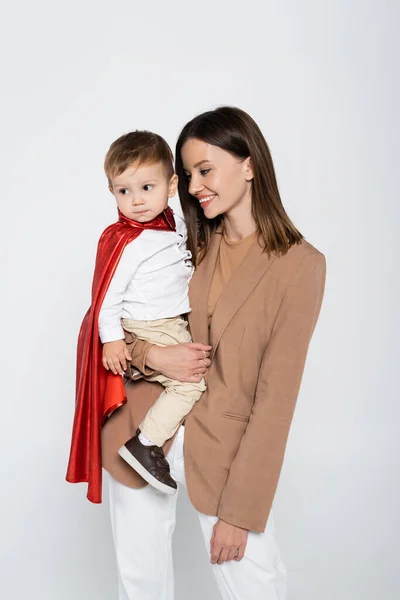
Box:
[193,159,210,168]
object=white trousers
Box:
[108,426,287,600]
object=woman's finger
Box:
[217,547,230,565]
[197,350,210,360]
[193,371,205,378]
[193,365,206,375]
[225,547,238,563]
[234,545,245,561]
[198,358,210,367]
[210,525,216,555]
[102,357,109,370]
[190,359,205,370]
[210,547,222,565]
[190,343,212,352]
[189,374,204,383]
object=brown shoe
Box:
[118,430,178,495]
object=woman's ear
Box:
[168,173,179,197]
[243,157,254,182]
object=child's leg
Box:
[123,316,194,350]
[139,376,205,446]
[122,316,206,446]
[118,317,205,493]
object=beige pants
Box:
[122,316,206,446]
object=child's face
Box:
[110,161,178,223]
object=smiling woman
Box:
[175,107,303,266]
[102,106,326,600]
[181,140,253,222]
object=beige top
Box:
[208,231,258,325]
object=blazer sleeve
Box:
[124,331,156,377]
[217,251,326,532]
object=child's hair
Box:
[104,130,174,186]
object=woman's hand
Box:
[146,342,212,382]
[210,519,248,565]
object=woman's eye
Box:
[200,169,210,176]
[143,184,153,191]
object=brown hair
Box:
[175,106,303,266]
[104,130,174,186]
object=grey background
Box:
[1,1,398,598]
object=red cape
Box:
[66,207,176,502]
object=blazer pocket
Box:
[221,411,250,423]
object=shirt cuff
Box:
[99,324,125,343]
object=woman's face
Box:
[180,138,253,220]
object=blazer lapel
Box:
[188,231,222,345]
[209,240,277,360]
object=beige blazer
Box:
[102,232,326,532]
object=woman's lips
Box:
[198,194,216,209]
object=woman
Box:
[102,106,326,600]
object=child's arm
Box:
[99,241,141,375]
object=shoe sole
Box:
[118,445,177,496]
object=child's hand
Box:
[102,340,132,375]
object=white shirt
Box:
[98,214,194,343]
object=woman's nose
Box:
[189,177,204,196]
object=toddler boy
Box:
[67,130,206,500]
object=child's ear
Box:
[108,185,114,194]
[168,174,179,198]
